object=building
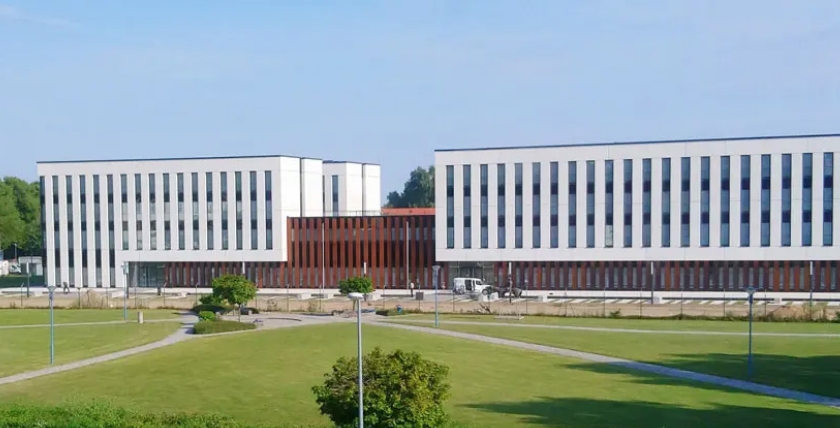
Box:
[37,155,381,288]
[435,134,840,293]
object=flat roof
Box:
[435,133,840,153]
[38,154,377,165]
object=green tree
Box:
[211,275,257,320]
[313,347,451,428]
[338,276,373,295]
[385,166,434,208]
[0,177,42,258]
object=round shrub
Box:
[198,311,216,321]
[190,304,232,315]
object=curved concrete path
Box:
[385,318,840,338]
[0,313,340,387]
[373,320,840,409]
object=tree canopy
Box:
[385,166,434,208]
[0,177,41,258]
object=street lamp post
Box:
[47,284,56,365]
[746,286,756,381]
[524,278,529,316]
[432,265,440,327]
[122,262,129,321]
[347,292,365,428]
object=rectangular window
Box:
[824,153,834,246]
[148,174,156,251]
[265,171,273,250]
[642,159,652,247]
[623,159,633,248]
[221,172,229,250]
[497,164,506,248]
[532,162,541,248]
[604,160,614,248]
[235,171,243,250]
[446,165,455,248]
[206,172,214,250]
[781,154,792,246]
[250,171,258,250]
[568,161,577,248]
[761,154,771,247]
[700,157,710,247]
[803,153,813,246]
[177,173,185,250]
[163,173,171,250]
[661,158,671,247]
[550,162,559,248]
[135,173,143,250]
[680,157,690,247]
[514,163,523,248]
[192,172,199,250]
[107,175,114,254]
[331,174,339,217]
[721,156,731,247]
[463,165,472,249]
[586,160,595,248]
[121,174,129,250]
[740,155,751,247]
[480,164,488,248]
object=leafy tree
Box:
[0,177,42,258]
[312,347,451,428]
[338,276,373,296]
[211,275,257,320]
[385,166,434,208]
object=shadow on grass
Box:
[568,352,840,399]
[464,396,838,428]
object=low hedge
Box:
[198,311,217,321]
[191,304,233,315]
[0,402,257,428]
[193,320,257,335]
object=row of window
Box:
[445,153,836,249]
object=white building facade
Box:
[37,155,380,288]
[435,134,840,292]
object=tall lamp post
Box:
[746,286,756,381]
[122,262,129,321]
[348,292,365,428]
[432,265,440,327]
[47,284,56,365]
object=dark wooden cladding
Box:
[444,260,839,292]
[287,214,436,289]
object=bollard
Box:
[138,311,144,324]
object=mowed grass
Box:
[0,324,838,428]
[395,321,840,398]
[0,309,182,326]
[397,313,840,334]
[0,322,181,377]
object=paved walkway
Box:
[373,320,840,409]
[386,318,840,338]
[0,314,338,386]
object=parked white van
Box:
[452,278,493,295]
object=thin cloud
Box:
[0,4,80,29]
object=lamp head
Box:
[746,286,756,296]
[47,284,56,293]
[348,292,364,301]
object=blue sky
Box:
[1,1,839,198]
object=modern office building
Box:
[37,155,382,288]
[435,134,840,293]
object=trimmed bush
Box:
[191,304,233,315]
[375,309,408,317]
[198,311,217,321]
[193,320,257,335]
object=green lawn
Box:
[0,309,182,326]
[0,323,836,428]
[0,322,181,377]
[395,321,840,398]
[396,313,840,334]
